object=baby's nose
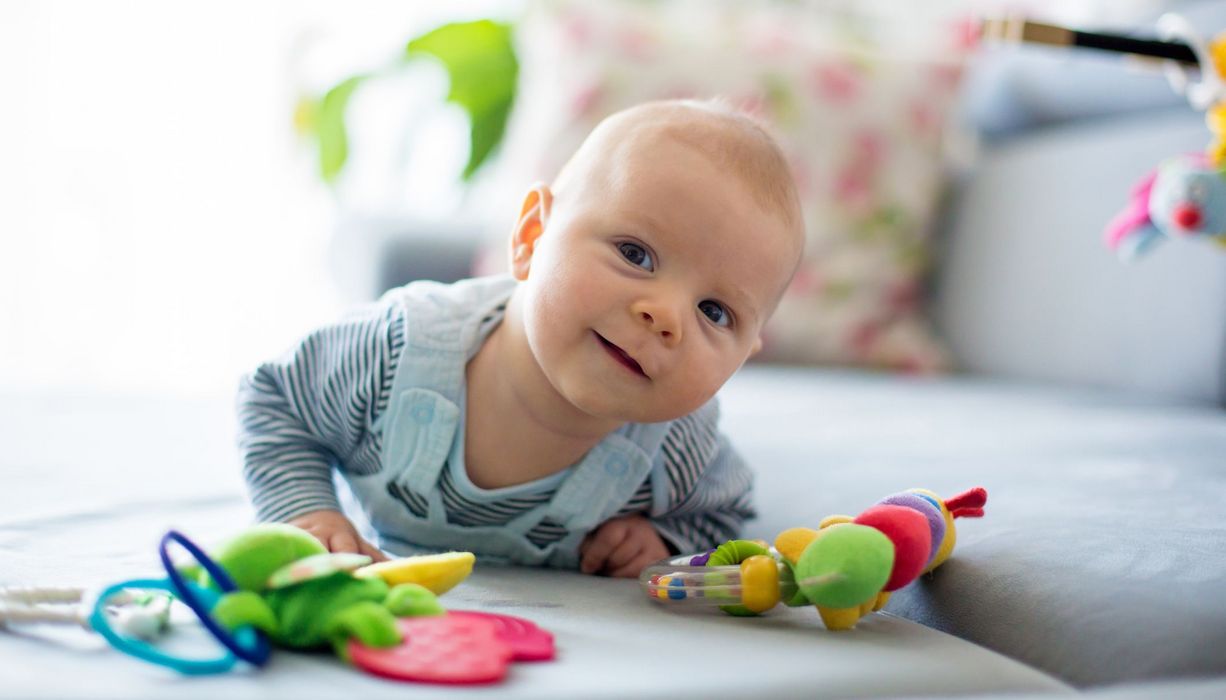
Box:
[633,300,681,345]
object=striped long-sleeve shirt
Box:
[236,293,756,555]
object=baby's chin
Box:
[564,386,712,426]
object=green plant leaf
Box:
[316,75,367,183]
[406,19,518,180]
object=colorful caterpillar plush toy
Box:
[640,487,987,630]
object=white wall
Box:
[0,0,515,399]
[0,0,1181,400]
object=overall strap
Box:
[378,277,516,494]
[534,420,674,533]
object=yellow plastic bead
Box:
[657,576,673,600]
[739,555,781,614]
[774,527,819,564]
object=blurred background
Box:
[1,0,1219,401]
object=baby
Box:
[237,99,804,578]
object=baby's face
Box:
[516,136,799,424]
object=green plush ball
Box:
[795,524,894,609]
[209,523,328,592]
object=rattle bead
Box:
[689,550,714,566]
[667,578,686,601]
[656,576,673,600]
[707,540,771,617]
[738,555,781,614]
[774,528,819,564]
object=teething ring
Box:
[639,540,798,616]
[159,530,271,667]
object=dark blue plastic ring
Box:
[159,530,271,666]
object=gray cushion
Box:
[724,367,1226,687]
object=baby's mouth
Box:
[594,332,648,378]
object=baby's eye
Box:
[618,242,654,271]
[699,300,731,327]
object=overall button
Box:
[604,455,629,476]
[410,400,435,425]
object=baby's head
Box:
[505,99,804,424]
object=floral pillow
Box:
[482,0,973,372]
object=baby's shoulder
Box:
[378,276,515,319]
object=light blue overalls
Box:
[340,276,673,569]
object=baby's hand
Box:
[288,509,388,562]
[579,515,670,578]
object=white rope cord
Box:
[0,601,90,629]
[0,586,91,629]
[0,586,88,605]
[0,585,167,638]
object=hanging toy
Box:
[640,487,987,631]
[1105,16,1226,259]
[1105,149,1226,259]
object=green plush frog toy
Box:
[188,523,474,659]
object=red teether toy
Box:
[349,615,512,684]
[348,611,555,685]
[448,611,555,661]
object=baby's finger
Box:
[328,530,360,554]
[580,529,622,575]
[603,536,643,573]
[358,539,389,562]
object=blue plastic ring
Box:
[160,530,270,666]
[89,578,244,675]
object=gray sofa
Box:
[328,59,1226,696]
[3,35,1226,700]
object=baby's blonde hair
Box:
[554,98,804,238]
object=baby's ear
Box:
[509,183,553,281]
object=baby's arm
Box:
[649,431,756,556]
[581,408,756,577]
[237,303,397,558]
